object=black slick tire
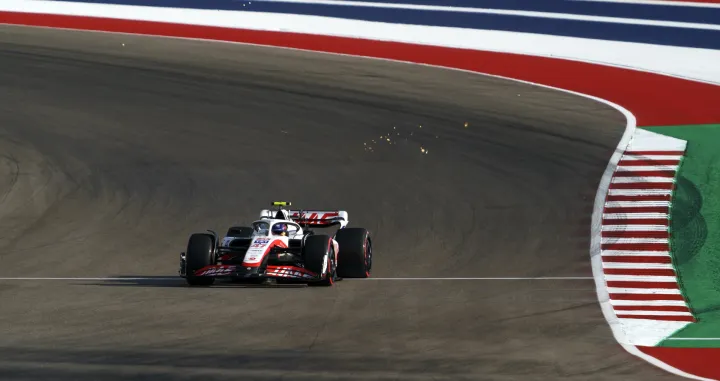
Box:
[335,228,372,278]
[302,234,336,286]
[185,233,216,286]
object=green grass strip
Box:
[642,125,720,347]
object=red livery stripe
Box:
[601,243,669,251]
[604,206,669,214]
[605,194,672,202]
[602,256,672,264]
[613,305,691,312]
[601,230,669,238]
[609,293,685,301]
[608,182,674,190]
[603,268,676,277]
[606,281,680,289]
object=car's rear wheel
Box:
[185,233,216,286]
[335,228,372,278]
[303,235,336,286]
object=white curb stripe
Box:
[607,287,681,294]
[619,155,684,161]
[610,300,689,307]
[601,251,670,256]
[611,176,676,183]
[601,237,669,244]
[607,189,674,196]
[601,225,669,231]
[602,262,674,269]
[615,165,679,172]
[604,201,671,207]
[603,213,669,219]
[605,275,679,282]
[615,310,692,316]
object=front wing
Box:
[189,264,319,280]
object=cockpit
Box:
[251,220,301,237]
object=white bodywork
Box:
[219,208,346,267]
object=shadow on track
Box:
[0,346,477,381]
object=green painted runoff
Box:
[642,125,720,347]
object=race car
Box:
[178,202,372,286]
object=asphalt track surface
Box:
[0,25,681,380]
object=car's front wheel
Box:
[303,235,336,286]
[185,233,216,286]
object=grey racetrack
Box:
[0,25,681,380]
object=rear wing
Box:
[259,208,349,228]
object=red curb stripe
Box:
[606,281,680,289]
[604,206,670,214]
[616,314,694,322]
[602,218,669,225]
[601,243,669,251]
[624,151,685,156]
[608,182,675,190]
[613,305,691,312]
[601,231,669,238]
[604,268,676,276]
[610,293,685,301]
[606,194,672,202]
[613,171,676,178]
[617,159,681,166]
[602,256,672,264]
[636,347,720,380]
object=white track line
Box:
[0,276,594,281]
[256,0,720,30]
[360,277,594,280]
[665,337,720,340]
[0,277,175,281]
[571,0,720,9]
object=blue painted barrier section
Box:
[49,0,720,24]
[48,0,720,50]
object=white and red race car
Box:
[179,202,372,286]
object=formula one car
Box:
[179,202,372,286]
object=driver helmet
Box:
[271,223,288,236]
